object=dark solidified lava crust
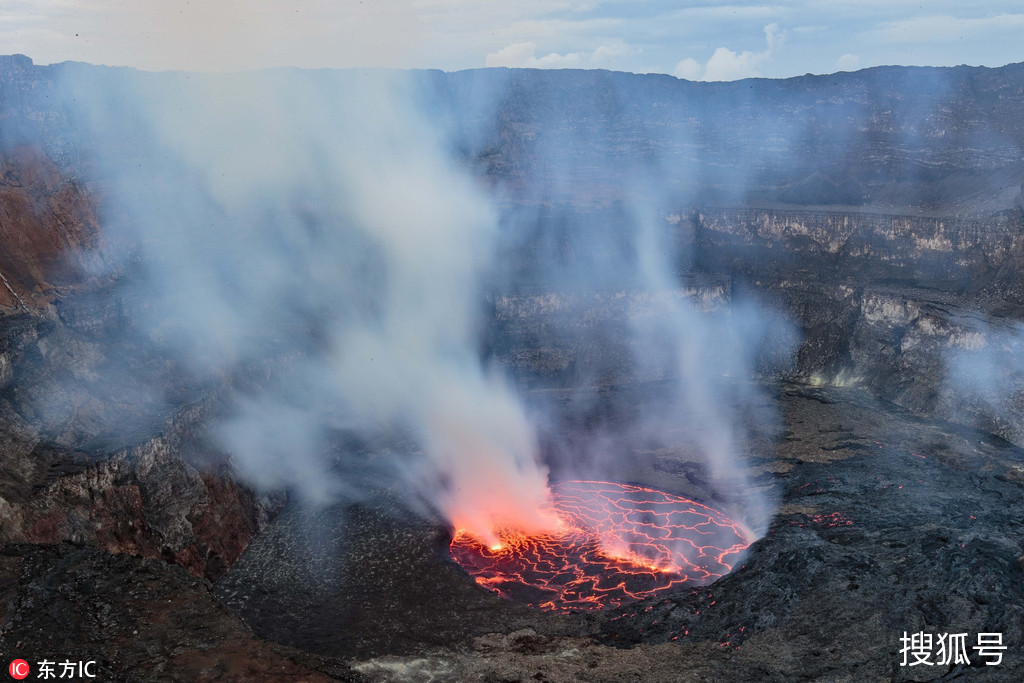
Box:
[204,384,1024,680]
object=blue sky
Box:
[4,1,1024,79]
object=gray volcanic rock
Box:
[0,543,343,681]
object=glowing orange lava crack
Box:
[450,480,754,612]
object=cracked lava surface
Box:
[449,480,753,612]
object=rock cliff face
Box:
[438,63,1024,212]
[1,54,285,584]
[686,206,1024,445]
[0,124,280,588]
[481,201,1024,448]
[0,147,102,311]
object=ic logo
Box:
[8,659,30,680]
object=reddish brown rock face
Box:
[0,146,101,311]
[0,143,281,584]
[1,406,285,582]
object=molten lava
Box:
[450,480,753,612]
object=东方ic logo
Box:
[8,660,30,680]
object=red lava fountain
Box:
[450,480,753,612]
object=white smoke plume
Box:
[50,63,795,556]
[59,67,558,543]
[943,317,1024,443]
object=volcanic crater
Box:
[1,55,1024,682]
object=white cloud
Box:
[485,40,633,69]
[674,22,782,81]
[835,53,860,71]
[591,43,633,63]
[486,42,546,68]
[703,46,768,81]
[673,57,703,80]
